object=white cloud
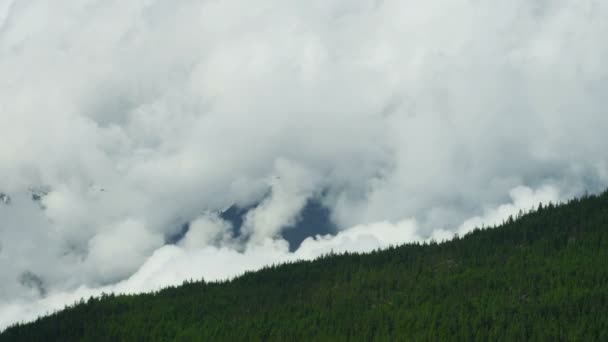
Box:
[1,0,608,331]
[0,184,563,329]
[86,219,164,284]
[456,185,561,236]
[180,213,233,249]
[242,159,322,241]
[0,218,422,329]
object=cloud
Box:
[0,217,422,329]
[0,186,563,329]
[456,185,560,236]
[180,213,233,249]
[242,159,322,242]
[86,219,164,284]
[0,186,576,329]
[1,0,607,330]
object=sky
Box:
[1,0,607,329]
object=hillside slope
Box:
[2,191,608,341]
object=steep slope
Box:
[2,191,608,341]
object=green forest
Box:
[2,191,608,341]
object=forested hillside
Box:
[3,191,608,341]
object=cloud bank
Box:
[1,0,607,329]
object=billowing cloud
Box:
[456,185,560,236]
[1,0,607,330]
[0,186,563,329]
[1,217,421,328]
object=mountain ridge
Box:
[2,190,608,341]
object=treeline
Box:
[2,191,608,341]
